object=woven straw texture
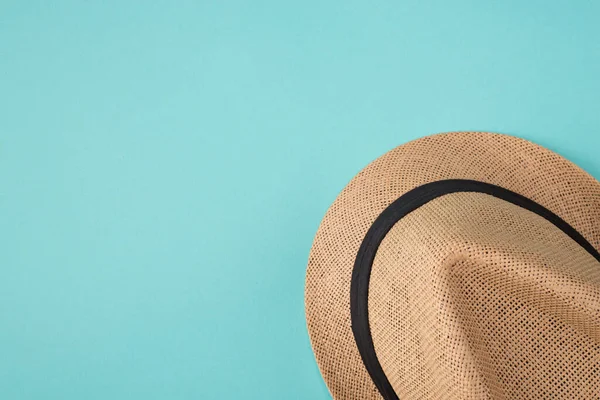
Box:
[305,132,600,399]
[371,192,600,399]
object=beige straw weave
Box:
[305,132,600,399]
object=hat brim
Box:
[305,132,600,399]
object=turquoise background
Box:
[2,1,600,399]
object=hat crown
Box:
[369,192,600,398]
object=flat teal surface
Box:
[2,1,600,399]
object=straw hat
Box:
[305,132,600,400]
